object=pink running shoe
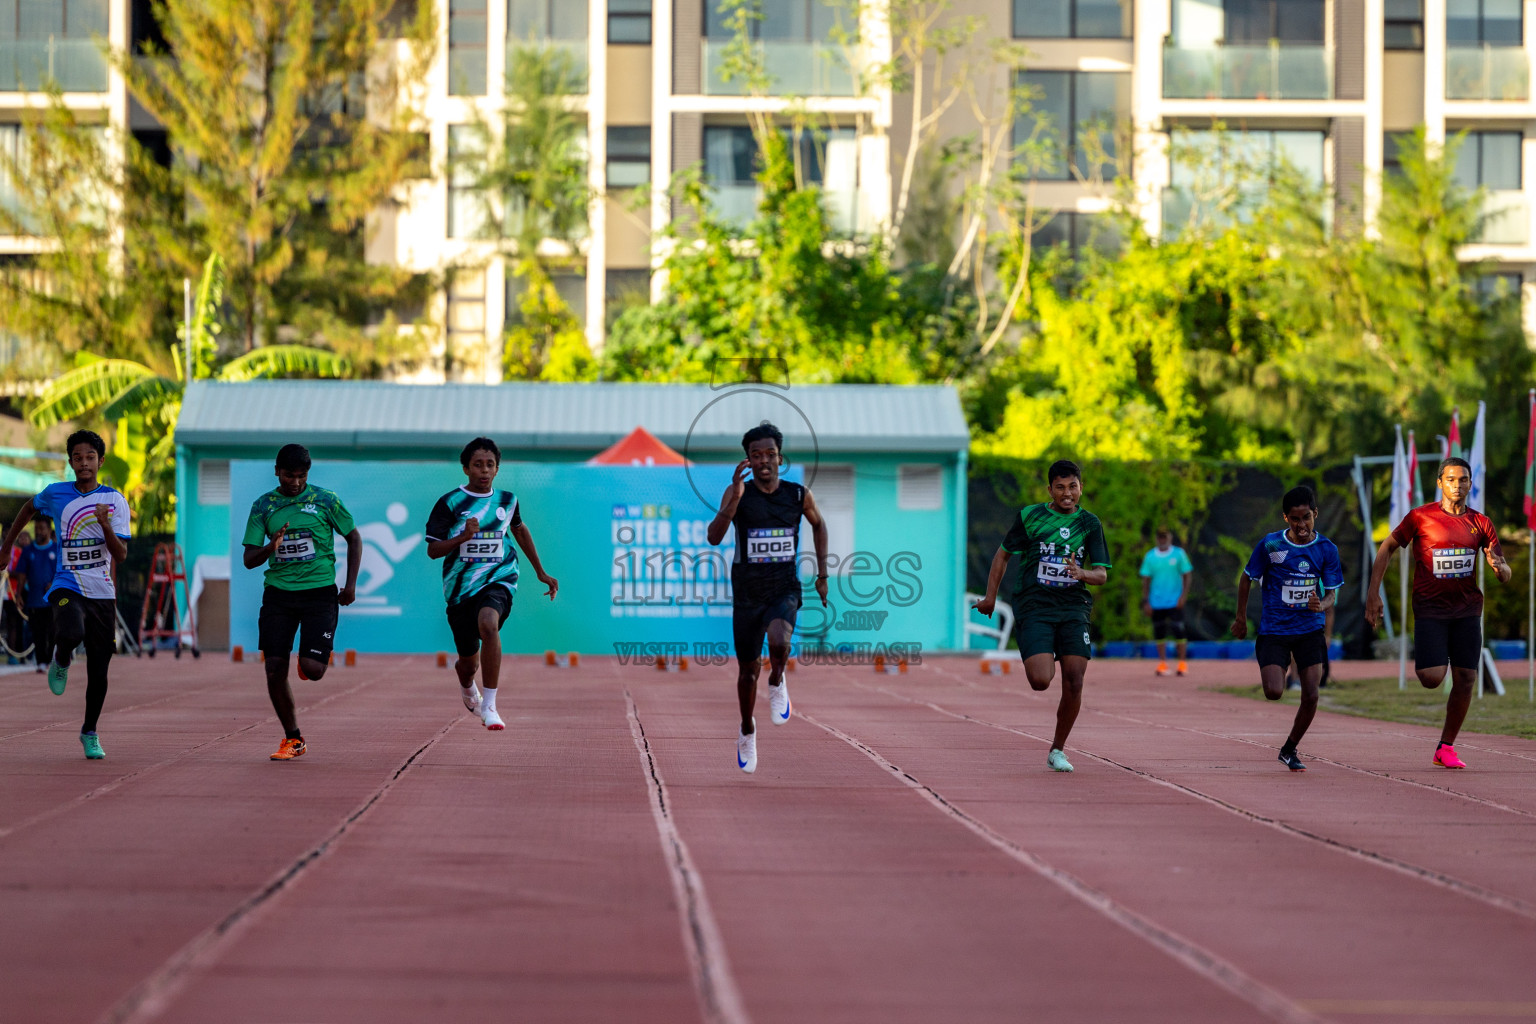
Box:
[1433,744,1467,769]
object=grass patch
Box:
[1215,675,1536,741]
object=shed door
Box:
[803,464,854,569]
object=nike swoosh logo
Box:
[738,753,748,767]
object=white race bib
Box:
[745,527,795,564]
[1431,547,1475,579]
[460,532,505,563]
[274,530,317,562]
[1037,555,1079,587]
[61,538,108,572]
[1281,578,1319,608]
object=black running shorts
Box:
[1255,630,1327,671]
[446,583,513,658]
[1015,612,1094,662]
[733,591,801,661]
[1415,616,1481,672]
[258,585,339,661]
[50,590,115,660]
[1150,607,1187,641]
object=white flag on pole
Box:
[1469,400,1488,511]
[1389,424,1412,528]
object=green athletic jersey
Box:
[242,485,356,591]
[1000,503,1112,617]
[424,487,523,607]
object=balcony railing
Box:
[1162,42,1332,100]
[709,182,860,234]
[701,39,855,97]
[0,37,108,93]
[1477,190,1529,244]
[1446,44,1529,101]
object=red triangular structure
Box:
[589,426,688,466]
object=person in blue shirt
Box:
[14,515,60,674]
[1139,529,1193,676]
[0,430,131,760]
[1231,485,1343,772]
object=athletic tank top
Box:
[730,480,804,602]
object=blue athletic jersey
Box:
[32,481,131,600]
[1243,531,1343,636]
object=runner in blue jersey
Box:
[425,437,558,730]
[0,430,130,759]
[1232,485,1343,771]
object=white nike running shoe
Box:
[768,679,792,725]
[461,685,483,714]
[481,708,505,731]
[737,720,757,773]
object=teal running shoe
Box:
[1047,748,1074,773]
[47,661,68,696]
[80,733,104,759]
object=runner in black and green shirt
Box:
[241,444,362,761]
[425,437,558,731]
[974,459,1111,772]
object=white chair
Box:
[963,592,1014,664]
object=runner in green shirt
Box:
[974,459,1112,773]
[241,444,362,761]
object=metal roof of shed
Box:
[176,381,970,455]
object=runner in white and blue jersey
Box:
[1232,485,1344,771]
[424,437,558,730]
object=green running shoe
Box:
[47,661,68,696]
[1047,748,1074,773]
[80,733,104,759]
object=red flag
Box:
[1449,407,1463,460]
[1408,430,1421,506]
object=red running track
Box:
[1,655,1534,1023]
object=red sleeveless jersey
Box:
[1389,502,1502,620]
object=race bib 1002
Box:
[1281,578,1319,608]
[746,527,796,563]
[460,531,505,563]
[1431,547,1476,579]
[274,529,317,562]
[61,537,107,572]
[1036,555,1079,587]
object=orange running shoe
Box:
[270,737,306,761]
[1176,660,1188,676]
[1155,661,1171,677]
[1433,743,1466,769]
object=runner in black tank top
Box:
[707,423,829,774]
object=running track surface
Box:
[3,655,1535,1024]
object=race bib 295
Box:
[746,527,795,563]
[274,529,317,562]
[1431,547,1475,579]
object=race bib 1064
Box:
[1036,555,1079,587]
[274,529,317,562]
[746,527,796,563]
[1431,547,1476,579]
[1281,578,1319,608]
[61,537,107,572]
[460,532,505,563]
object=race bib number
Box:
[746,527,796,563]
[61,538,108,572]
[1281,578,1319,608]
[1431,547,1475,579]
[1037,555,1079,587]
[274,530,317,562]
[460,531,505,563]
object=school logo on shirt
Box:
[1059,527,1071,540]
[1298,560,1310,571]
[301,503,319,515]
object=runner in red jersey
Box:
[1366,458,1511,768]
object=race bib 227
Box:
[460,532,505,563]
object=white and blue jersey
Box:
[1243,530,1343,636]
[32,481,132,601]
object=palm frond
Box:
[28,359,158,427]
[216,345,351,382]
[102,373,183,421]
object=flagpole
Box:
[1478,559,1485,699]
[1528,389,1535,702]
[1398,544,1409,690]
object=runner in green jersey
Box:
[425,437,558,730]
[241,444,362,761]
[974,459,1111,772]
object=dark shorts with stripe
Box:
[446,584,513,658]
[259,585,339,662]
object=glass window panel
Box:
[607,159,650,187]
[1272,130,1324,184]
[1072,71,1128,178]
[609,1,651,44]
[1223,0,1268,44]
[1483,0,1522,43]
[1446,0,1480,42]
[608,125,651,159]
[1383,22,1424,47]
[0,1,14,40]
[1479,131,1521,189]
[1275,0,1325,41]
[552,273,587,325]
[17,0,61,36]
[704,126,756,186]
[1018,71,1070,179]
[704,1,734,39]
[1031,212,1073,250]
[760,0,806,39]
[1384,0,1421,16]
[551,0,587,40]
[66,0,108,35]
[1013,0,1071,38]
[610,0,649,10]
[811,0,845,39]
[1075,0,1131,37]
[508,0,547,37]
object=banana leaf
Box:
[217,345,350,382]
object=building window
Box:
[1012,0,1132,39]
[605,268,650,326]
[0,0,110,91]
[1015,71,1130,182]
[507,271,586,326]
[607,126,651,188]
[449,0,488,95]
[704,0,845,40]
[1166,129,1326,231]
[702,124,860,230]
[1474,272,1522,304]
[1383,131,1415,176]
[1031,211,1123,255]
[609,0,651,44]
[1455,131,1522,189]
[508,0,589,91]
[447,125,487,239]
[1220,0,1326,43]
[1447,0,1522,44]
[1385,0,1425,48]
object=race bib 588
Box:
[460,532,505,563]
[1431,547,1476,579]
[1037,555,1079,587]
[746,527,795,563]
[274,529,317,562]
[61,538,107,571]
